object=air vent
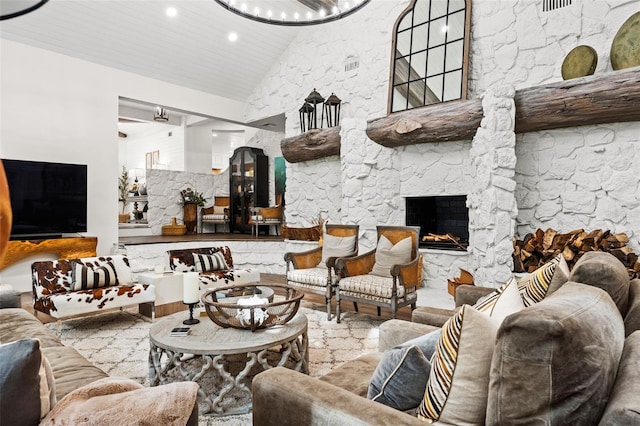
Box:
[543,0,572,12]
[344,55,359,72]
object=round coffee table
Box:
[148,309,308,416]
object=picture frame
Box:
[145,152,152,169]
[152,150,160,166]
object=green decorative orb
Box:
[611,11,640,70]
[561,45,598,80]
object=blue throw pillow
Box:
[367,344,432,411]
[398,328,442,361]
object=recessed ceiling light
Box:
[166,7,177,17]
[212,133,218,137]
[228,32,238,42]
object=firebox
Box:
[406,195,469,251]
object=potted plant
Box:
[179,188,206,233]
[118,167,130,223]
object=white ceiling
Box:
[0,0,302,102]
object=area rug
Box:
[46,302,384,425]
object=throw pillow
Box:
[213,205,226,215]
[517,254,562,307]
[0,339,55,425]
[321,233,357,266]
[474,277,525,325]
[193,252,228,272]
[368,345,432,411]
[371,235,413,278]
[417,305,498,424]
[396,329,442,361]
[72,261,119,291]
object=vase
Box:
[183,203,198,234]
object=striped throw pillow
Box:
[71,261,119,291]
[518,254,562,306]
[193,252,228,272]
[474,277,525,325]
[418,305,498,424]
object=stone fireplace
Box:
[406,195,469,251]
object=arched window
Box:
[389,0,471,113]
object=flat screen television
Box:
[4,159,87,240]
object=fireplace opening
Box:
[406,195,469,251]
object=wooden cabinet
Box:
[229,147,268,233]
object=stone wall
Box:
[242,0,640,290]
[146,169,227,234]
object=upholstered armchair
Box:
[335,226,422,323]
[251,204,283,236]
[201,196,230,233]
[284,224,359,320]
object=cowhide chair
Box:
[167,246,260,289]
[31,255,156,332]
[284,224,359,320]
[335,226,422,323]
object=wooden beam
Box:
[280,126,341,163]
[367,99,483,147]
[0,237,98,270]
[367,66,640,147]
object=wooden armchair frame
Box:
[251,204,283,237]
[335,225,422,323]
[284,224,359,320]
[201,196,230,233]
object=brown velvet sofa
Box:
[252,252,640,425]
[0,308,198,425]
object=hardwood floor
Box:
[21,272,413,324]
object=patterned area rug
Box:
[47,302,384,425]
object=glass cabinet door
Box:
[229,147,268,233]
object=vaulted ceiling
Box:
[0,0,303,102]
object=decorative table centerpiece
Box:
[201,284,303,332]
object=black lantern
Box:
[299,102,314,133]
[322,93,341,127]
[304,88,325,130]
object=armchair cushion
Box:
[321,234,357,265]
[368,344,431,411]
[202,213,226,221]
[418,305,497,424]
[339,274,412,299]
[193,252,228,272]
[371,236,413,278]
[213,205,226,215]
[71,261,119,291]
[287,267,331,287]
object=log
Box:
[366,66,640,147]
[0,237,98,270]
[512,228,639,279]
[514,66,640,133]
[366,98,483,147]
[280,126,341,163]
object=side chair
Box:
[335,225,422,323]
[201,196,230,233]
[284,224,359,320]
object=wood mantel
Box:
[366,66,640,147]
[280,126,341,163]
[0,237,98,270]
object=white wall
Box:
[0,38,246,292]
[243,0,640,290]
[185,126,214,174]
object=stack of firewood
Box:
[447,268,474,296]
[513,228,640,279]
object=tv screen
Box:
[3,159,87,239]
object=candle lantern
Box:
[304,88,325,130]
[298,102,314,133]
[182,272,200,325]
[322,93,341,127]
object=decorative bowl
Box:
[201,284,303,332]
